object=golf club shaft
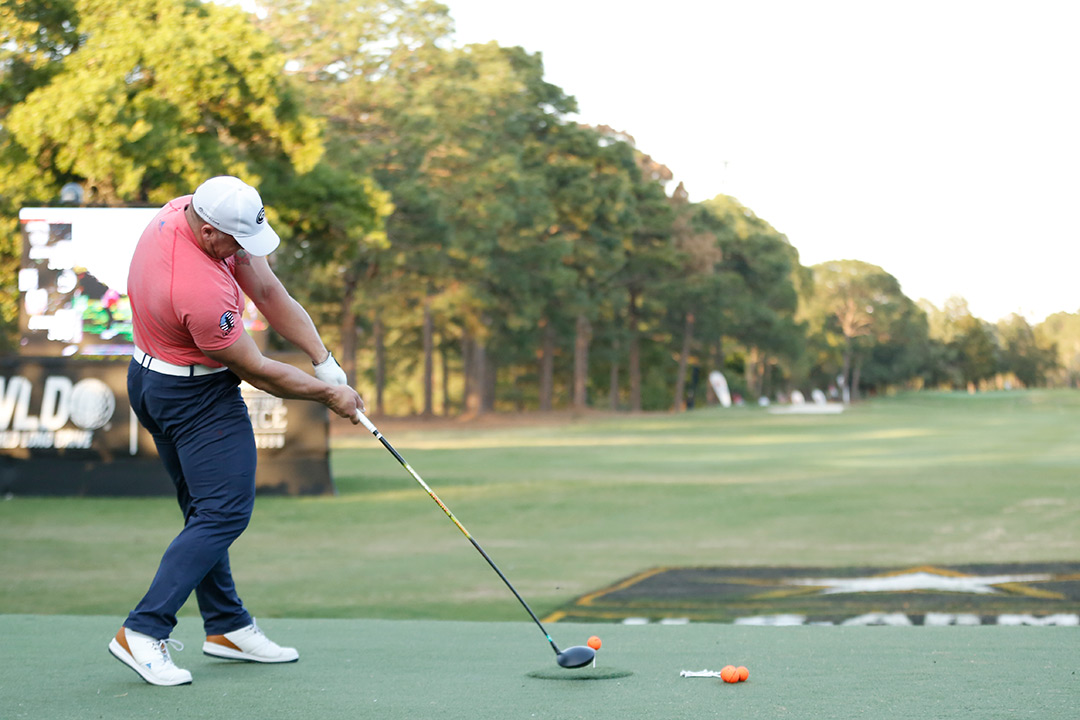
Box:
[355,411,563,654]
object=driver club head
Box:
[556,645,596,669]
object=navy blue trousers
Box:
[125,360,256,639]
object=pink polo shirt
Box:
[128,196,244,367]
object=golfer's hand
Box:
[327,385,365,423]
[314,351,348,386]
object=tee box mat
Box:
[544,563,1080,626]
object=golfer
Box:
[109,176,364,686]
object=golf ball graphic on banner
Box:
[69,378,116,429]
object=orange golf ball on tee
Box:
[587,636,602,650]
[720,665,739,683]
[737,666,749,682]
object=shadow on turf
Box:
[526,666,633,680]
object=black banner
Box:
[0,355,333,496]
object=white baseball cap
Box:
[191,176,280,256]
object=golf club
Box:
[355,410,596,669]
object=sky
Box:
[441,0,1080,323]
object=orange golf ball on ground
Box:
[587,636,602,650]
[720,665,739,683]
[737,666,749,682]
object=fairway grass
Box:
[2,391,1079,622]
[1,615,1076,720]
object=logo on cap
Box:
[256,207,265,225]
[220,311,236,337]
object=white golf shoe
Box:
[108,627,193,686]
[203,619,299,663]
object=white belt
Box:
[133,346,229,377]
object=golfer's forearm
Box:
[234,358,333,404]
[257,288,329,364]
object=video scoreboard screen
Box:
[17,207,268,357]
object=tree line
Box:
[2,0,1077,414]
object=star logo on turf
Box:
[786,566,1053,595]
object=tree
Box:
[266,163,393,385]
[857,297,931,393]
[701,195,803,401]
[997,314,1057,388]
[258,0,455,406]
[923,296,976,344]
[918,298,967,388]
[921,297,999,390]
[611,140,677,411]
[804,260,911,401]
[410,42,576,413]
[1,0,323,206]
[0,0,332,349]
[264,1,586,413]
[535,123,638,411]
[665,183,723,411]
[1036,311,1080,387]
[951,314,997,388]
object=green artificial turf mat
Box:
[2,615,1076,719]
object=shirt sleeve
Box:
[172,261,245,354]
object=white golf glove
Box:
[314,351,348,386]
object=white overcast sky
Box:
[442,0,1080,323]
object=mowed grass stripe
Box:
[1,390,1078,622]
